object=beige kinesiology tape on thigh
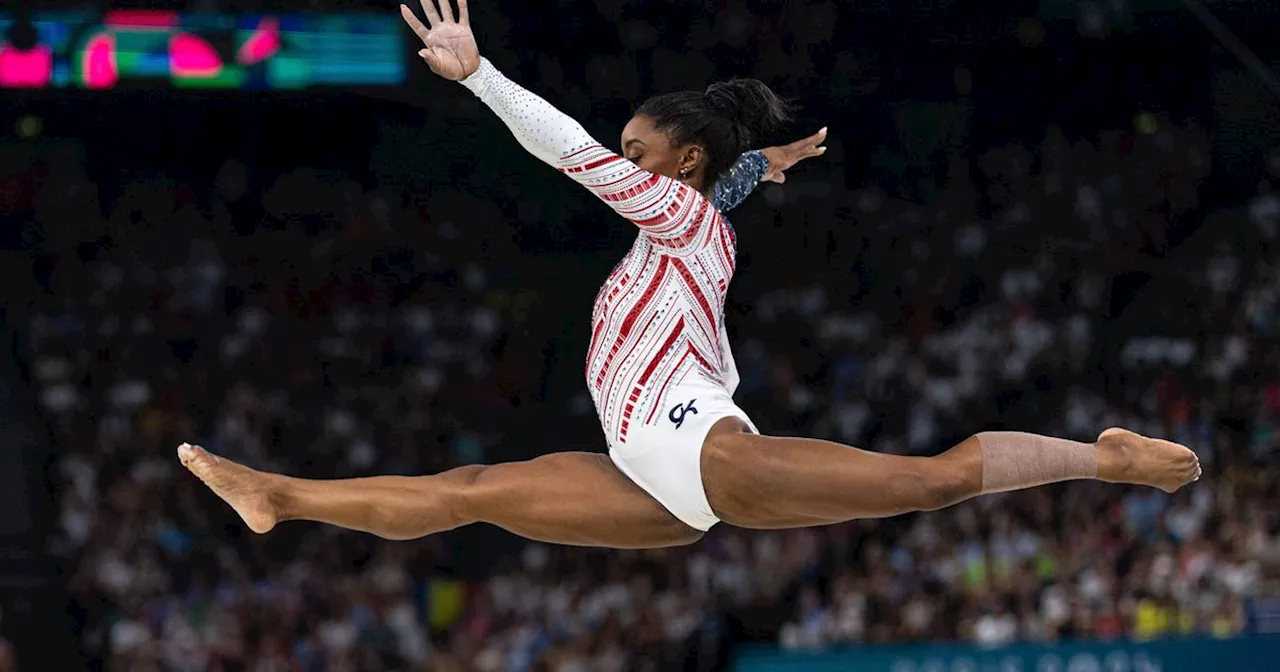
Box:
[976,432,1098,494]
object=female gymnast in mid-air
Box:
[180,0,1201,548]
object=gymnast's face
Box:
[621,115,706,190]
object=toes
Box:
[177,443,218,469]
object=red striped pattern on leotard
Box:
[457,58,742,449]
[563,146,740,447]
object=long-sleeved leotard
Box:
[712,150,769,213]
[460,58,766,449]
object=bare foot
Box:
[177,443,279,533]
[1095,428,1201,493]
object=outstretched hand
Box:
[400,0,480,81]
[760,128,828,184]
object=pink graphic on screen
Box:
[104,10,180,29]
[0,43,53,88]
[82,33,118,89]
[0,11,401,90]
[238,17,281,65]
[170,33,224,78]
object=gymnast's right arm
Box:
[458,58,700,240]
[399,2,699,240]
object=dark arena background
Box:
[2,0,1280,670]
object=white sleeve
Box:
[458,57,595,166]
[458,58,711,245]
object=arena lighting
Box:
[0,10,405,90]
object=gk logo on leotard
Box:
[668,399,698,429]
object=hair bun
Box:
[703,84,743,121]
[703,79,793,148]
[633,78,795,186]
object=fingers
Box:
[438,0,455,23]
[776,127,828,166]
[400,4,431,42]
[801,126,828,157]
[420,0,443,27]
[458,0,470,25]
[805,126,828,145]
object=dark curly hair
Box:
[635,79,793,184]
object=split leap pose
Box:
[180,0,1200,548]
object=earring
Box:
[679,167,691,178]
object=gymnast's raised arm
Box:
[402,0,711,241]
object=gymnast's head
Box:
[623,79,792,194]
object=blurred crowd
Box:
[5,1,1280,670]
[9,111,1279,670]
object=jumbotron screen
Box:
[0,10,404,90]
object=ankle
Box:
[975,432,1099,493]
[1094,435,1133,483]
[263,473,295,521]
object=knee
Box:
[445,465,488,521]
[371,466,487,540]
[914,454,980,511]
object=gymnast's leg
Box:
[700,423,1201,530]
[177,444,701,548]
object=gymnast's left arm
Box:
[711,129,830,212]
[711,151,770,212]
